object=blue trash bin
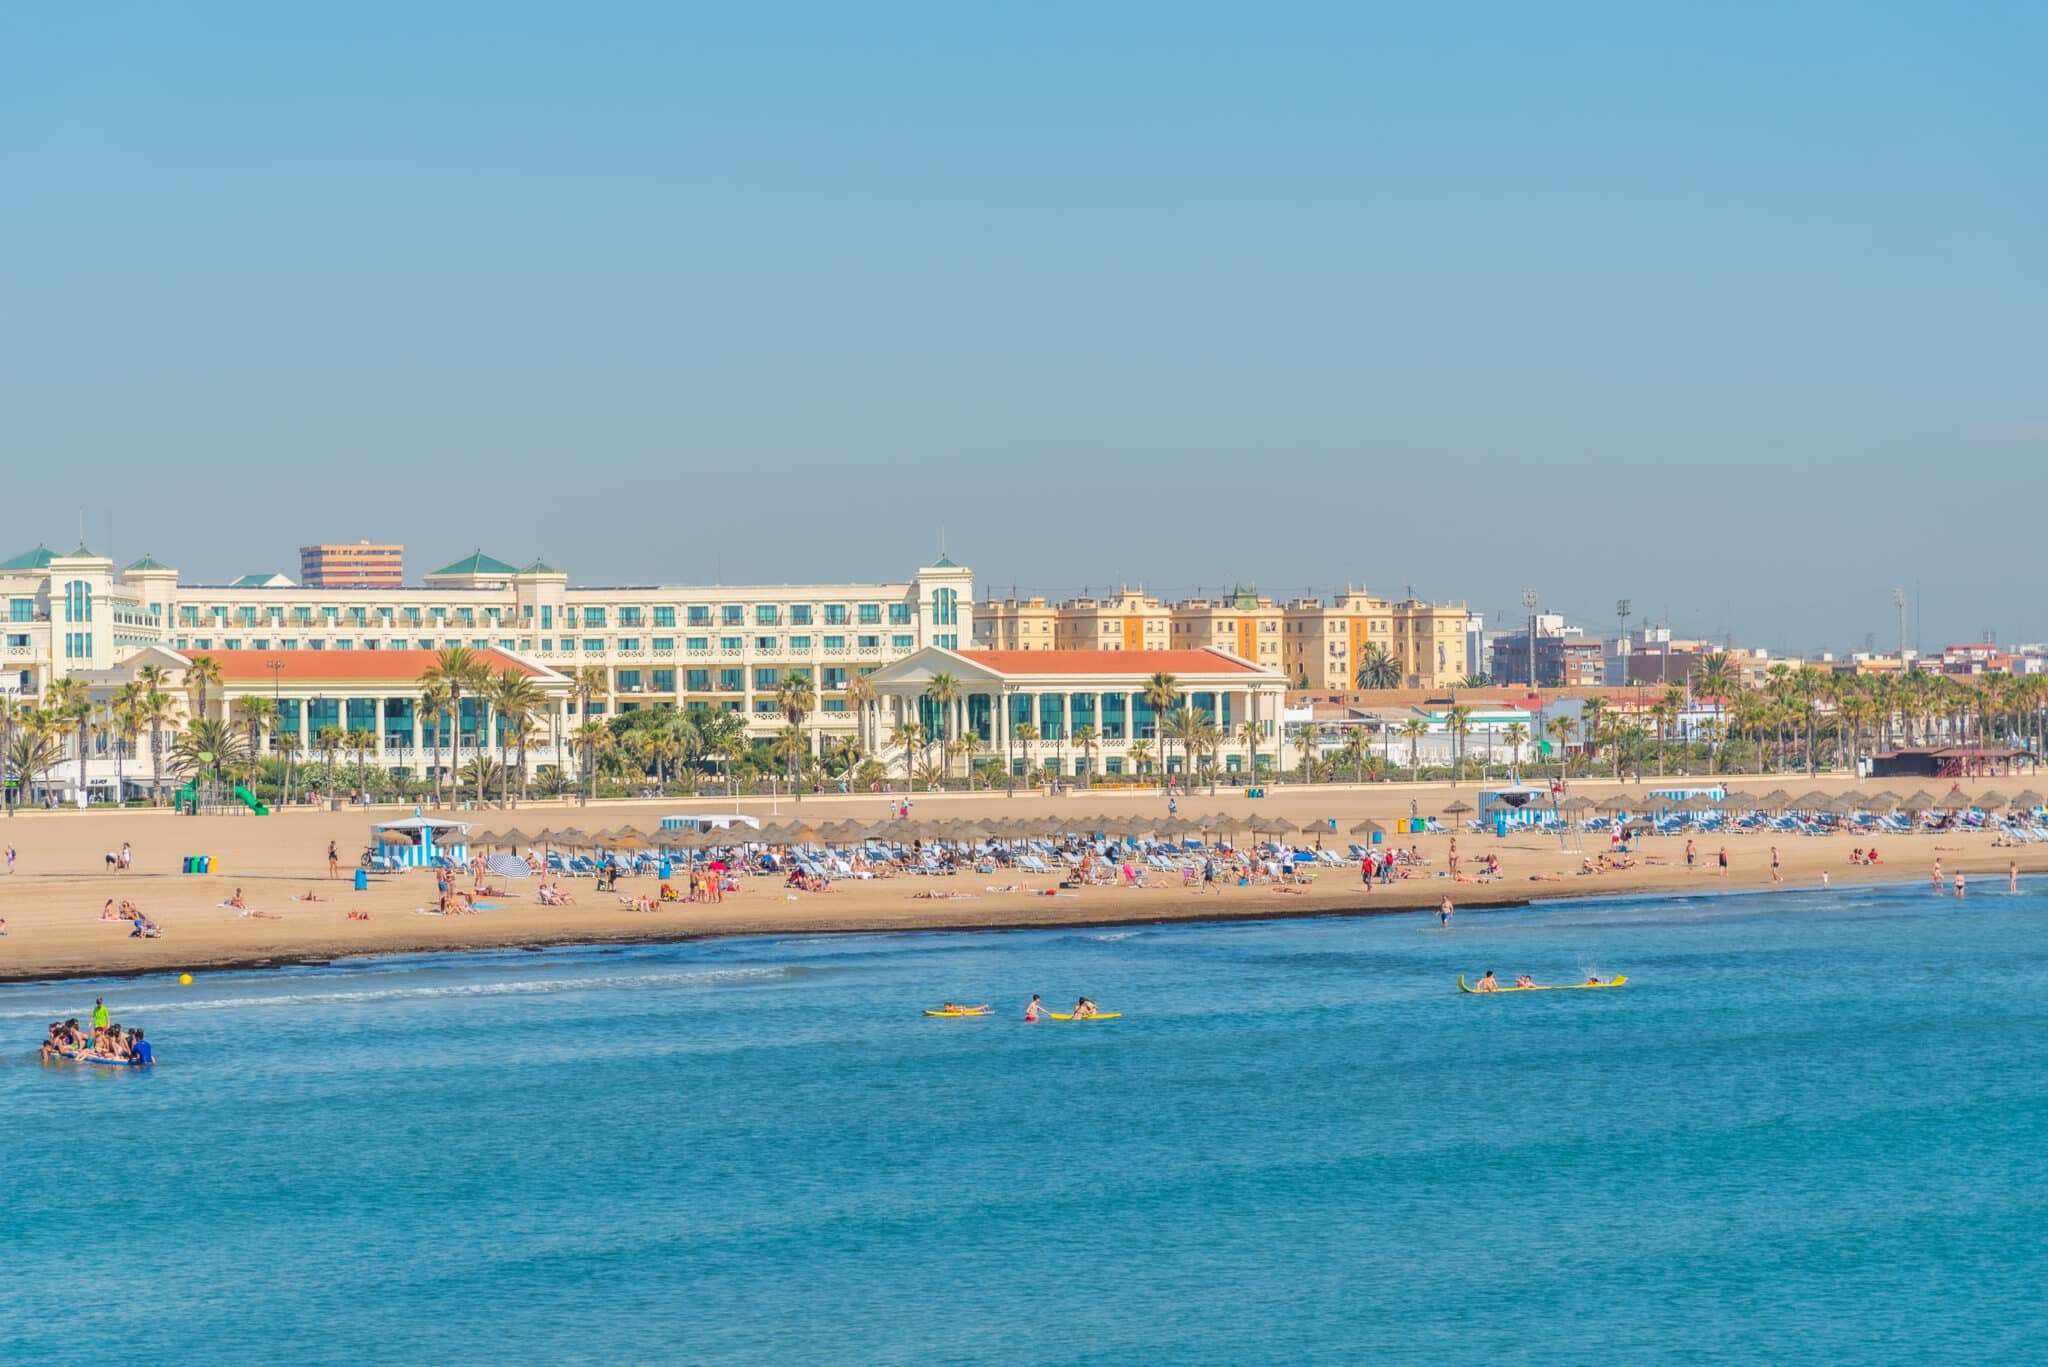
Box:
[354,868,368,891]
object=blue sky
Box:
[2,3,2041,654]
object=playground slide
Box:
[173,783,270,814]
[232,785,270,815]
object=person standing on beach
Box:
[1361,855,1373,890]
[119,842,132,872]
[328,841,340,880]
[1717,847,1729,876]
[1448,839,1459,878]
[4,844,13,874]
[1685,840,1696,871]
[1770,847,1781,886]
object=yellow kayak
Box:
[923,1007,990,1017]
[1458,975,1626,994]
[1047,1012,1122,1020]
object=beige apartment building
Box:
[1167,588,1284,671]
[1281,589,1469,690]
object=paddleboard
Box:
[1458,975,1627,994]
[1047,1012,1123,1020]
[923,1007,990,1017]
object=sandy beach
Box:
[0,780,2033,983]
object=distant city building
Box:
[301,542,404,589]
[1491,623,1603,688]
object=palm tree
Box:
[772,725,808,782]
[1073,724,1099,786]
[1502,721,1528,781]
[230,697,278,792]
[774,674,817,786]
[1128,738,1152,779]
[6,725,64,807]
[1161,706,1211,785]
[273,727,302,808]
[573,720,611,802]
[842,670,878,758]
[1237,718,1263,776]
[1355,645,1401,690]
[171,718,253,796]
[956,731,985,787]
[421,647,491,803]
[1337,728,1370,784]
[1692,653,1737,769]
[890,719,924,792]
[1293,726,1320,782]
[135,688,179,806]
[184,655,223,724]
[1546,714,1578,780]
[1399,718,1428,781]
[313,725,345,799]
[417,682,452,804]
[1141,672,1180,765]
[1459,672,1493,688]
[922,672,961,774]
[344,727,377,793]
[45,678,92,804]
[486,669,542,806]
[1012,721,1038,785]
[1444,703,1473,786]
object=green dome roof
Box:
[431,550,520,577]
[0,543,56,572]
[125,554,174,572]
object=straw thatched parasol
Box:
[1866,791,1902,810]
[1975,789,2008,810]
[1900,790,1936,812]
[1559,795,1593,813]
[1822,794,1860,815]
[1349,818,1384,836]
[1761,789,1792,807]
[376,830,416,846]
[1935,789,1975,812]
[1788,791,1831,812]
[467,829,501,847]
[1595,795,1632,814]
[495,827,534,848]
[1442,800,1475,816]
[2009,789,2044,810]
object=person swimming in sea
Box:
[1514,975,1536,989]
[1473,970,1497,992]
[1071,997,1099,1018]
[1024,994,1045,1022]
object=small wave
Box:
[1085,931,1141,943]
[0,966,804,1018]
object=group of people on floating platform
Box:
[1470,971,1609,991]
[39,997,154,1065]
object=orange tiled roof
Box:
[956,649,1261,676]
[194,648,545,683]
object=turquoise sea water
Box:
[5,884,2047,1365]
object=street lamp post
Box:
[267,657,292,810]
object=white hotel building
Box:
[1,541,975,796]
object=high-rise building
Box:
[300,542,404,588]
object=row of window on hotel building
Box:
[156,602,927,630]
[164,636,925,656]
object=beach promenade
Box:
[0,780,2034,983]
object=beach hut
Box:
[369,815,471,867]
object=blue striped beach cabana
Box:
[371,815,470,867]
